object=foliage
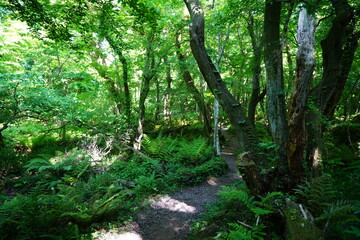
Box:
[217,223,266,240]
[295,175,338,216]
[189,183,283,239]
[295,175,360,239]
[0,134,226,239]
[0,0,358,238]
[142,135,213,165]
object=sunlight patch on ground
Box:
[151,196,196,213]
[92,230,142,240]
[207,177,218,186]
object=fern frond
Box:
[218,223,266,240]
[316,200,360,226]
[295,174,337,216]
[24,158,51,172]
[217,186,254,208]
[259,192,283,205]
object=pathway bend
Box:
[94,129,241,240]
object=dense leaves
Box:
[0,0,359,239]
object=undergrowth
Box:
[295,174,360,240]
[189,182,284,240]
[0,134,226,239]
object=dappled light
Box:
[150,196,197,213]
[93,230,143,240]
[1,0,359,239]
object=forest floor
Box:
[93,129,241,240]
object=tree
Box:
[287,7,316,185]
[175,30,213,135]
[263,0,288,165]
[184,0,265,195]
[307,0,360,175]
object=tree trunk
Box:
[213,24,230,156]
[134,33,156,150]
[247,13,263,128]
[175,32,212,135]
[98,8,132,120]
[287,8,316,185]
[155,77,161,121]
[307,0,359,173]
[0,123,8,148]
[214,99,221,155]
[163,55,172,121]
[184,0,265,195]
[106,36,132,120]
[264,0,288,165]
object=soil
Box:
[93,129,241,240]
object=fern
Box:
[295,174,337,216]
[218,223,266,240]
[142,135,212,165]
[24,158,53,172]
[217,186,282,218]
[217,186,255,208]
[142,134,178,161]
[316,200,360,227]
[177,137,210,162]
[296,175,360,238]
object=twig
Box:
[256,216,260,226]
[237,220,253,229]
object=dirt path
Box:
[94,129,240,240]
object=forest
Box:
[0,0,359,239]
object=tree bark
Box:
[213,23,230,156]
[287,8,316,185]
[214,99,221,155]
[264,0,288,165]
[316,0,359,119]
[163,55,172,121]
[184,0,265,195]
[247,13,263,128]
[134,33,156,150]
[307,0,359,174]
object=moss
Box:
[283,199,324,240]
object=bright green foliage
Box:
[216,186,282,218]
[0,134,226,239]
[218,223,266,240]
[142,135,213,165]
[0,72,73,123]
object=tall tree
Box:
[184,0,264,195]
[134,32,157,150]
[175,31,213,135]
[287,7,316,185]
[307,0,359,174]
[263,0,288,164]
[247,12,264,128]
